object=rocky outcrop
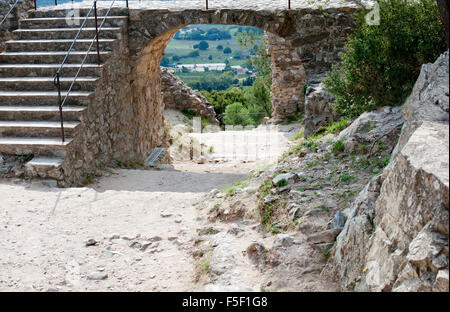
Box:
[392,51,449,158]
[336,106,404,154]
[161,67,218,124]
[332,51,449,292]
[304,81,336,137]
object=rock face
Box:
[392,51,449,158]
[337,106,404,154]
[304,81,336,137]
[333,51,449,292]
[161,67,218,124]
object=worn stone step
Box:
[0,91,92,106]
[0,137,71,157]
[25,156,63,169]
[0,77,98,91]
[0,105,86,121]
[27,8,130,19]
[0,51,111,64]
[20,16,128,29]
[24,156,64,180]
[12,27,122,40]
[4,39,116,52]
[0,64,103,77]
[0,120,79,137]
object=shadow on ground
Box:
[93,168,247,193]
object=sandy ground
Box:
[0,115,301,291]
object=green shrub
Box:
[332,140,345,155]
[223,102,254,126]
[324,0,446,118]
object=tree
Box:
[223,102,253,126]
[436,0,449,48]
[223,47,232,54]
[160,56,170,66]
[324,0,446,118]
[216,45,223,50]
[198,41,209,50]
[208,55,213,60]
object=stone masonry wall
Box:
[1,0,34,51]
[60,18,169,186]
[161,67,218,123]
[266,32,306,122]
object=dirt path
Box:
[0,123,301,291]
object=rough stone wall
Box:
[0,0,34,51]
[266,32,306,122]
[59,20,169,186]
[332,51,450,292]
[161,67,218,123]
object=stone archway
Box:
[124,6,357,159]
[20,3,358,185]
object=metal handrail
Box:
[54,0,117,142]
[0,0,21,27]
[54,2,95,76]
[63,0,117,106]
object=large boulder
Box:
[304,81,336,137]
[336,106,404,154]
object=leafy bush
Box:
[324,0,446,118]
[223,102,254,126]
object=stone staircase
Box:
[0,7,127,183]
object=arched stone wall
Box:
[41,3,359,184]
[124,6,357,149]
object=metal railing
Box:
[53,0,116,142]
[0,0,23,27]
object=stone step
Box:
[20,16,128,29]
[0,51,111,64]
[0,64,103,77]
[0,77,98,91]
[12,27,122,40]
[25,156,63,169]
[4,38,116,52]
[0,105,86,121]
[0,120,79,137]
[24,156,64,180]
[0,137,71,157]
[0,91,92,106]
[27,8,130,19]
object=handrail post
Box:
[94,1,101,65]
[55,0,57,6]
[55,73,65,143]
[34,0,37,10]
[288,0,291,10]
[206,0,208,10]
[126,0,129,8]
